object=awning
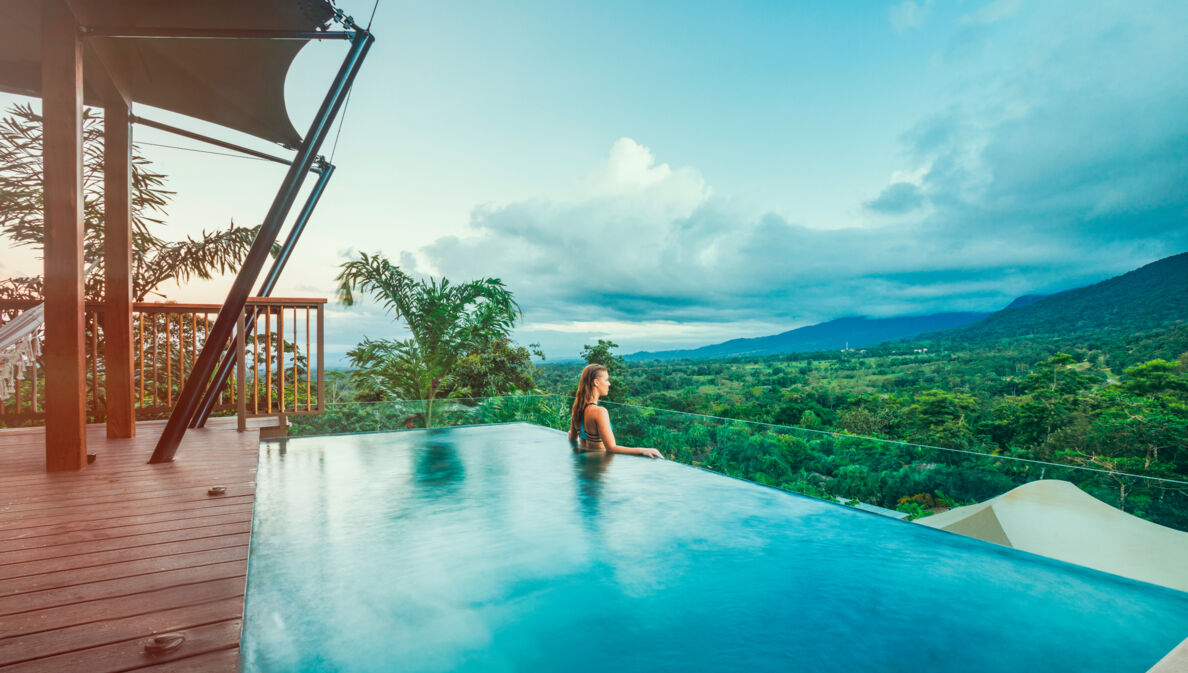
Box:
[918,479,1188,592]
[0,0,336,147]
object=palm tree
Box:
[335,251,520,426]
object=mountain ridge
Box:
[627,312,990,361]
[922,251,1188,345]
[626,252,1188,361]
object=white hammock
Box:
[0,303,44,401]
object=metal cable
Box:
[137,140,272,161]
[328,0,380,163]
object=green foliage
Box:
[1122,359,1187,396]
[335,252,522,425]
[581,339,626,372]
[450,339,543,397]
[895,500,930,520]
[290,395,569,437]
[530,324,1188,529]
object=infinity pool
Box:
[240,423,1188,672]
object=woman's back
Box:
[577,402,604,444]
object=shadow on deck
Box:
[0,418,276,672]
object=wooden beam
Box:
[41,0,87,471]
[104,97,135,439]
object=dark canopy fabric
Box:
[0,0,336,146]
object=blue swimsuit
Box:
[577,403,612,444]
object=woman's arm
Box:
[594,407,663,459]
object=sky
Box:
[2,0,1187,363]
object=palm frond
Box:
[336,252,525,406]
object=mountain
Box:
[626,252,1188,362]
[924,252,1188,344]
[627,312,990,361]
[1004,294,1048,309]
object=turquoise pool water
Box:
[240,423,1188,672]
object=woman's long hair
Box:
[570,364,608,434]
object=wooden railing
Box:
[234,298,326,417]
[0,297,326,427]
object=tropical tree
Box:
[581,338,625,372]
[335,251,520,426]
[0,103,268,302]
[581,338,629,398]
[450,338,544,398]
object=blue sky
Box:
[2,0,1186,362]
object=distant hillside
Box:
[628,312,990,361]
[624,253,1188,362]
[1005,294,1047,309]
[926,252,1188,344]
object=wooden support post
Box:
[236,309,247,432]
[104,97,135,438]
[42,0,87,471]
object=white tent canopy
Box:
[0,304,44,401]
[918,479,1188,593]
[0,262,103,401]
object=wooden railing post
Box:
[236,308,247,432]
[316,302,325,412]
[277,304,284,414]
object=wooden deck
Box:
[0,419,270,672]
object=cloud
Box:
[961,0,1022,26]
[889,2,1188,250]
[865,182,925,214]
[405,131,1177,357]
[579,138,708,206]
[889,0,932,33]
[391,1,1188,357]
[522,318,790,347]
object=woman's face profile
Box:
[595,371,610,395]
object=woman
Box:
[568,364,663,458]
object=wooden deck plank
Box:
[0,546,248,617]
[0,596,242,666]
[135,647,240,672]
[0,423,259,672]
[0,534,250,587]
[0,503,255,542]
[0,523,250,565]
[0,619,241,673]
[2,496,256,530]
[0,467,256,492]
[0,512,252,553]
[0,576,245,639]
[2,482,255,510]
[0,461,257,487]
